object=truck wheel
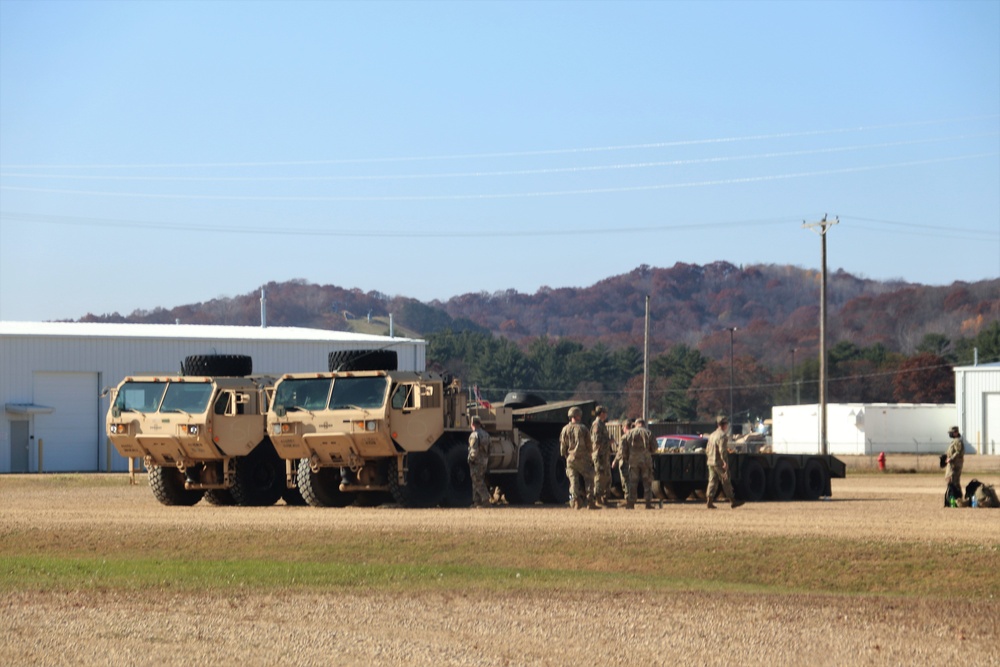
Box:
[296,459,355,507]
[182,354,252,377]
[442,443,473,507]
[204,489,236,505]
[736,457,766,502]
[796,459,827,500]
[664,481,696,502]
[388,447,448,508]
[282,485,307,506]
[231,443,284,507]
[538,440,569,504]
[148,465,204,506]
[501,441,544,505]
[767,458,797,501]
[328,349,398,372]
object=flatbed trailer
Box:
[651,452,846,502]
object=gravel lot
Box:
[2,473,998,666]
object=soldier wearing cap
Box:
[591,405,613,506]
[944,426,964,504]
[705,415,745,510]
[468,415,492,507]
[621,417,656,509]
[560,406,599,509]
[613,418,633,500]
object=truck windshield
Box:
[160,382,214,413]
[272,378,332,412]
[329,376,388,410]
[114,382,167,414]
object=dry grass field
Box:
[1,472,998,666]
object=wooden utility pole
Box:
[642,294,650,421]
[803,215,838,456]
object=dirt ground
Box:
[2,473,998,666]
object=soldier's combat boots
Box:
[706,500,718,509]
[730,498,745,509]
[588,501,602,510]
[645,500,653,510]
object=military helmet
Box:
[716,414,729,425]
[568,406,583,419]
[596,405,607,415]
[471,415,482,427]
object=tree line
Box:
[427,321,1000,423]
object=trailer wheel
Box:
[442,443,473,507]
[230,442,284,506]
[501,441,544,505]
[296,459,355,507]
[538,440,569,504]
[328,349,398,372]
[389,447,448,508]
[667,481,697,502]
[737,457,767,502]
[281,485,307,506]
[182,354,252,377]
[148,465,204,506]
[796,459,827,501]
[204,489,236,505]
[767,458,797,501]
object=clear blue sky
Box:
[1,0,998,322]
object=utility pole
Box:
[642,294,650,422]
[727,327,737,424]
[803,215,838,456]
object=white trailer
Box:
[771,403,959,456]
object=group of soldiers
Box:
[559,405,746,510]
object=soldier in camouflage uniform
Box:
[944,426,964,502]
[560,406,599,510]
[591,405,613,506]
[705,415,745,509]
[468,415,492,507]
[622,418,656,509]
[613,419,632,501]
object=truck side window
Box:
[214,391,234,415]
[391,384,416,410]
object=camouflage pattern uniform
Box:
[591,408,613,505]
[613,420,632,501]
[468,420,492,507]
[945,428,964,490]
[622,419,655,509]
[706,417,743,509]
[560,409,596,509]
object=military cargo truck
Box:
[106,354,299,507]
[267,356,593,507]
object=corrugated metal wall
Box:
[1,331,425,473]
[956,365,1000,455]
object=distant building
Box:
[0,321,425,473]
[954,361,1000,456]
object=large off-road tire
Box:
[538,440,569,504]
[204,489,236,505]
[442,443,473,508]
[148,465,204,506]
[296,459,355,507]
[737,457,767,502]
[328,349,398,372]
[767,458,797,501]
[182,354,252,377]
[388,447,448,508]
[500,441,544,505]
[796,458,827,501]
[230,442,284,507]
[664,481,697,502]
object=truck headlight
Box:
[272,423,294,435]
[109,423,128,435]
[180,424,201,435]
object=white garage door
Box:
[986,393,1000,456]
[33,372,100,472]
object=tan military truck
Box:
[267,352,593,507]
[106,354,300,506]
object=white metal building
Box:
[770,403,958,456]
[955,361,1000,456]
[0,321,426,474]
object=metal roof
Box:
[0,320,421,344]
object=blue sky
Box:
[1,0,998,322]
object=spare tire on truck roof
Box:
[182,354,252,377]
[328,349,398,372]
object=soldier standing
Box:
[591,405,613,506]
[560,406,599,510]
[468,415,492,507]
[705,415,745,509]
[613,419,633,501]
[622,418,656,509]
[944,426,964,506]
